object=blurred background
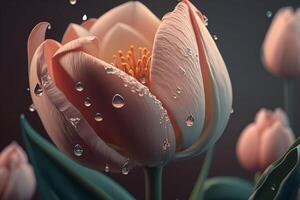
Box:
[1,0,300,199]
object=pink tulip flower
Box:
[0,142,36,200]
[262,7,300,78]
[237,108,295,172]
[27,0,232,173]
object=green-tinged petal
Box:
[20,115,135,200]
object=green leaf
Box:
[20,115,135,200]
[201,176,253,200]
[249,137,300,200]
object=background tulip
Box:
[27,0,232,174]
[262,7,300,78]
[0,142,36,200]
[236,108,295,172]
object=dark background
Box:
[1,0,300,199]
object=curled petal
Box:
[99,23,150,63]
[27,22,50,68]
[90,1,160,45]
[236,124,260,172]
[80,18,97,30]
[49,38,176,166]
[0,142,27,168]
[62,23,92,45]
[30,39,130,172]
[259,122,295,170]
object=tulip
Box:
[0,142,36,200]
[27,0,232,174]
[236,108,295,172]
[262,7,300,78]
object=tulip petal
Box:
[99,23,150,63]
[0,168,9,198]
[81,18,97,30]
[49,38,176,166]
[27,22,50,68]
[151,2,232,156]
[0,143,27,168]
[90,1,160,45]
[30,39,131,172]
[1,164,35,200]
[236,124,260,172]
[263,7,300,78]
[61,23,92,45]
[150,2,205,150]
[260,122,295,170]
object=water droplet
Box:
[173,94,177,99]
[82,14,87,21]
[29,104,35,112]
[185,115,194,127]
[185,48,192,56]
[105,164,110,172]
[179,67,186,76]
[121,159,129,175]
[74,144,83,156]
[124,83,128,88]
[104,66,114,74]
[47,24,51,30]
[270,184,276,191]
[75,81,84,92]
[94,113,103,122]
[266,11,272,18]
[203,15,208,26]
[34,83,43,97]
[41,74,51,87]
[176,87,182,94]
[112,94,125,108]
[27,87,30,92]
[70,117,80,128]
[213,35,218,41]
[84,97,92,107]
[139,77,146,85]
[69,0,77,5]
[230,108,234,114]
[162,138,171,151]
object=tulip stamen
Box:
[112,45,151,86]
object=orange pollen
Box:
[111,45,151,86]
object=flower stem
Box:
[284,79,294,130]
[143,166,163,200]
[190,147,215,200]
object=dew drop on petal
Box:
[185,115,194,127]
[84,97,92,107]
[173,94,177,99]
[203,15,208,26]
[74,144,83,156]
[70,117,81,128]
[179,67,186,76]
[270,184,276,191]
[75,81,84,92]
[82,14,87,21]
[105,66,114,74]
[162,138,171,151]
[105,164,110,172]
[34,83,43,97]
[266,11,272,18]
[69,0,77,5]
[231,108,234,114]
[47,24,51,30]
[27,87,30,92]
[29,104,36,112]
[176,87,182,94]
[94,113,103,122]
[112,94,125,108]
[121,159,129,175]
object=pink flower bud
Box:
[236,108,295,172]
[0,142,36,200]
[262,7,300,78]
